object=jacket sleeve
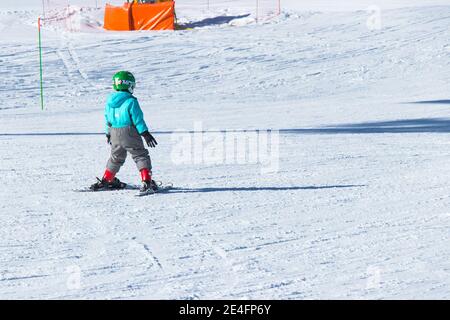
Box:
[104,107,110,135]
[129,98,149,134]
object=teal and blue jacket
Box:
[104,91,149,134]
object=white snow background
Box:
[0,0,449,299]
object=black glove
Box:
[106,134,111,145]
[141,131,157,148]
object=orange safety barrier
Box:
[104,3,132,31]
[104,1,175,31]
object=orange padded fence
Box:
[104,1,175,31]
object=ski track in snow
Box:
[0,1,450,299]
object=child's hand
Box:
[141,131,158,148]
[106,134,111,145]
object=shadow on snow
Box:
[165,185,365,194]
[3,118,450,136]
[280,118,450,134]
[409,100,450,105]
[177,14,251,29]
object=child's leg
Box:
[130,148,152,173]
[91,128,129,190]
[123,127,152,180]
[106,141,127,175]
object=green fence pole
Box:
[38,17,44,111]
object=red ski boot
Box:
[139,168,158,193]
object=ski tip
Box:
[135,184,174,197]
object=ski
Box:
[74,183,140,193]
[136,181,174,197]
[74,181,173,194]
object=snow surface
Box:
[0,0,450,299]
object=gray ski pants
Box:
[106,126,152,173]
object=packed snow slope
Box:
[0,1,449,299]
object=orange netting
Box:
[104,1,175,31]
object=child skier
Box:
[90,71,158,193]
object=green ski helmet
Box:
[113,71,136,93]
